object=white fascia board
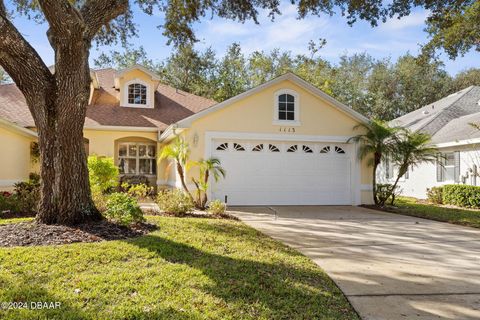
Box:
[83,125,159,133]
[158,127,186,142]
[434,138,480,148]
[0,118,38,138]
[115,64,161,81]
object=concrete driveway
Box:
[229,206,480,320]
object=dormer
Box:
[114,65,161,108]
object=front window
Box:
[278,93,295,121]
[128,83,147,105]
[118,142,156,175]
[444,152,455,181]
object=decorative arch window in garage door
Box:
[233,143,245,151]
[269,144,280,152]
[252,144,263,152]
[335,146,346,154]
[287,145,298,152]
[302,145,313,153]
[216,142,229,151]
[320,146,330,154]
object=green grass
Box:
[393,197,480,228]
[0,216,358,319]
[0,217,34,225]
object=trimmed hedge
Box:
[442,184,480,208]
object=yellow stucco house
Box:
[0,65,373,205]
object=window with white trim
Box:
[128,83,147,105]
[274,90,299,125]
[118,142,156,175]
[444,152,455,181]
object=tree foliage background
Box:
[95,43,480,121]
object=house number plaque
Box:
[279,127,296,133]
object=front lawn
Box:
[0,217,33,225]
[0,216,358,319]
[391,197,480,228]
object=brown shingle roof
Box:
[0,68,216,131]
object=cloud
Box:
[197,3,331,56]
[380,10,429,31]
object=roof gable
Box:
[174,72,368,129]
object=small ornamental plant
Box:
[104,193,145,226]
[156,189,194,215]
[207,200,226,215]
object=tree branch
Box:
[37,0,85,46]
[0,10,53,119]
[81,0,129,41]
[38,0,83,31]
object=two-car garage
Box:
[210,139,356,205]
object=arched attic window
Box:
[128,83,147,105]
[273,90,300,125]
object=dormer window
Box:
[128,83,147,105]
[273,89,300,126]
[123,79,152,108]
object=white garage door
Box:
[210,139,353,205]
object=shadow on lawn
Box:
[128,233,357,319]
[0,275,87,320]
[0,272,219,320]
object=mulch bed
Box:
[0,210,35,219]
[0,220,157,248]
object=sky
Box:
[11,2,479,76]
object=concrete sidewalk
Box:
[230,206,480,320]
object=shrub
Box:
[121,182,153,201]
[156,189,194,215]
[104,193,144,226]
[88,156,119,193]
[0,192,19,215]
[207,200,226,215]
[13,173,40,213]
[120,175,149,186]
[426,186,443,204]
[91,185,109,213]
[442,184,480,208]
[376,183,400,206]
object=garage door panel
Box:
[211,139,353,205]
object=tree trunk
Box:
[0,0,131,225]
[387,167,406,207]
[372,162,379,205]
[36,38,101,225]
[177,162,194,202]
[201,170,210,208]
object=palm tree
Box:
[388,130,437,205]
[348,119,399,205]
[160,137,194,201]
[192,157,226,209]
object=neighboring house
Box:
[381,86,480,199]
[0,66,374,205]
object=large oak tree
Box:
[0,0,477,225]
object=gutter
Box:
[435,137,480,148]
[83,125,159,133]
[0,118,38,138]
[158,124,186,142]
